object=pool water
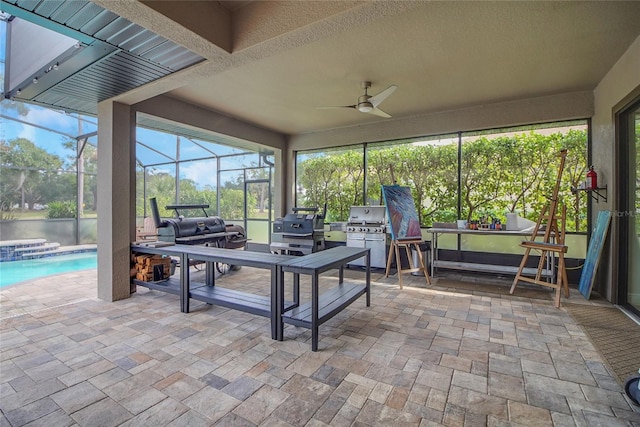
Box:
[0,252,97,288]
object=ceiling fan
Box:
[318,81,398,118]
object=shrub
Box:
[47,201,77,219]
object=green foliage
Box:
[297,129,589,232]
[46,200,77,218]
[0,138,71,212]
[297,150,364,222]
[220,187,252,220]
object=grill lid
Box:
[348,206,386,225]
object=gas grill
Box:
[346,206,388,268]
[270,206,326,255]
[149,197,246,249]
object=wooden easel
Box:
[510,149,569,307]
[385,238,431,289]
[381,184,431,289]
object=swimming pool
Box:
[0,252,97,288]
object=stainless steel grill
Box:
[346,206,388,268]
[270,206,326,255]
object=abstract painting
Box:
[382,185,422,240]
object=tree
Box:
[219,187,251,220]
[142,169,177,218]
[0,138,67,211]
[246,167,271,215]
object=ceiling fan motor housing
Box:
[358,95,373,112]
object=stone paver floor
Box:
[1,266,639,426]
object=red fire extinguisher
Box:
[586,165,598,190]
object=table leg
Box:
[339,265,344,284]
[312,273,319,352]
[205,261,215,286]
[180,253,190,313]
[431,233,437,278]
[276,266,284,341]
[270,265,278,340]
[293,273,300,306]
[366,251,371,307]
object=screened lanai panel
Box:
[367,134,459,226]
[219,153,260,170]
[144,164,176,218]
[177,138,216,162]
[136,144,173,166]
[136,128,177,165]
[296,145,364,222]
[136,113,251,158]
[219,170,244,221]
[459,121,588,233]
[178,158,217,211]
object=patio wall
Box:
[0,219,97,246]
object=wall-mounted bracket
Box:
[571,185,607,203]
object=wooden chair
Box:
[136,217,158,241]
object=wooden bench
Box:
[279,246,371,351]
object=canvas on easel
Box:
[381,185,430,288]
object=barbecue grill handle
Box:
[292,207,318,213]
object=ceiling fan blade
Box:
[317,105,357,110]
[369,85,397,108]
[367,107,391,118]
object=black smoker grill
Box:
[270,206,326,255]
[149,197,246,249]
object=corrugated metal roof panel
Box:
[65,2,104,30]
[33,0,64,18]
[7,0,206,116]
[120,30,164,55]
[14,0,39,12]
[80,9,118,36]
[92,16,131,41]
[50,0,88,23]
[105,22,147,47]
[33,89,98,115]
[162,49,203,71]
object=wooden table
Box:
[278,246,371,351]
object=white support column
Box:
[97,101,136,301]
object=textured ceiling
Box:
[6,1,640,137]
[104,0,640,135]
